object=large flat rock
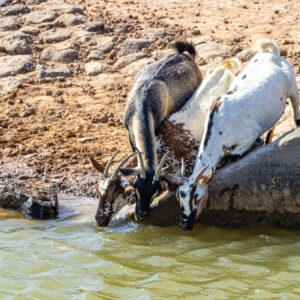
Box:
[0,182,58,219]
[113,128,300,229]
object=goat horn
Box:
[103,149,119,178]
[136,149,146,179]
[192,165,209,185]
[153,151,170,181]
[111,152,137,179]
[181,158,185,181]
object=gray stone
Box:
[23,10,58,24]
[41,29,72,43]
[26,0,47,5]
[87,50,104,61]
[113,128,300,229]
[3,4,29,16]
[95,35,118,53]
[151,49,174,60]
[20,26,40,36]
[196,42,232,62]
[118,38,154,56]
[37,64,72,78]
[142,28,175,39]
[0,16,22,31]
[236,48,255,62]
[66,6,85,15]
[0,0,12,7]
[85,62,111,76]
[3,33,32,55]
[114,52,148,70]
[56,14,87,26]
[0,77,20,98]
[0,182,58,219]
[5,40,32,55]
[82,21,104,32]
[40,48,78,63]
[0,55,34,77]
[122,57,155,76]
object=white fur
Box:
[178,40,300,221]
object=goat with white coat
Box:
[176,39,300,231]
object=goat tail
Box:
[220,57,241,75]
[252,39,280,56]
[174,41,196,57]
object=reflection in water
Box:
[1,195,300,299]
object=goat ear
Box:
[119,167,140,176]
[199,169,213,184]
[90,157,105,173]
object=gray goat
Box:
[120,41,202,221]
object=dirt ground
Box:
[0,0,299,196]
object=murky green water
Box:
[1,196,300,299]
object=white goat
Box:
[176,39,300,231]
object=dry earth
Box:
[0,0,299,196]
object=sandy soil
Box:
[0,0,299,196]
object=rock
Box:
[0,55,34,77]
[195,42,232,62]
[40,48,78,63]
[0,77,20,98]
[113,128,300,229]
[82,21,104,32]
[151,49,174,60]
[23,10,58,24]
[141,28,175,38]
[20,26,40,36]
[66,6,85,15]
[87,50,104,61]
[118,38,154,56]
[3,33,32,55]
[95,35,118,53]
[114,52,148,70]
[85,62,111,76]
[236,48,255,62]
[0,16,22,31]
[0,0,12,7]
[41,29,72,43]
[2,4,29,16]
[56,14,87,26]
[36,64,72,79]
[122,57,155,76]
[26,0,47,4]
[0,182,58,219]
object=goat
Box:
[175,39,300,231]
[91,58,241,226]
[120,41,202,221]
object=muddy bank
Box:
[113,128,300,229]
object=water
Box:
[1,196,300,299]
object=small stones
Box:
[114,52,149,70]
[0,77,20,98]
[23,10,58,24]
[82,21,104,32]
[2,4,30,16]
[41,29,72,43]
[0,55,34,77]
[36,64,72,79]
[40,48,78,63]
[118,38,154,56]
[236,48,254,62]
[66,7,85,15]
[22,108,36,117]
[87,50,105,61]
[78,137,95,143]
[95,35,118,53]
[85,62,111,76]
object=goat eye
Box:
[180,191,186,198]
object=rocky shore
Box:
[0,0,299,198]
